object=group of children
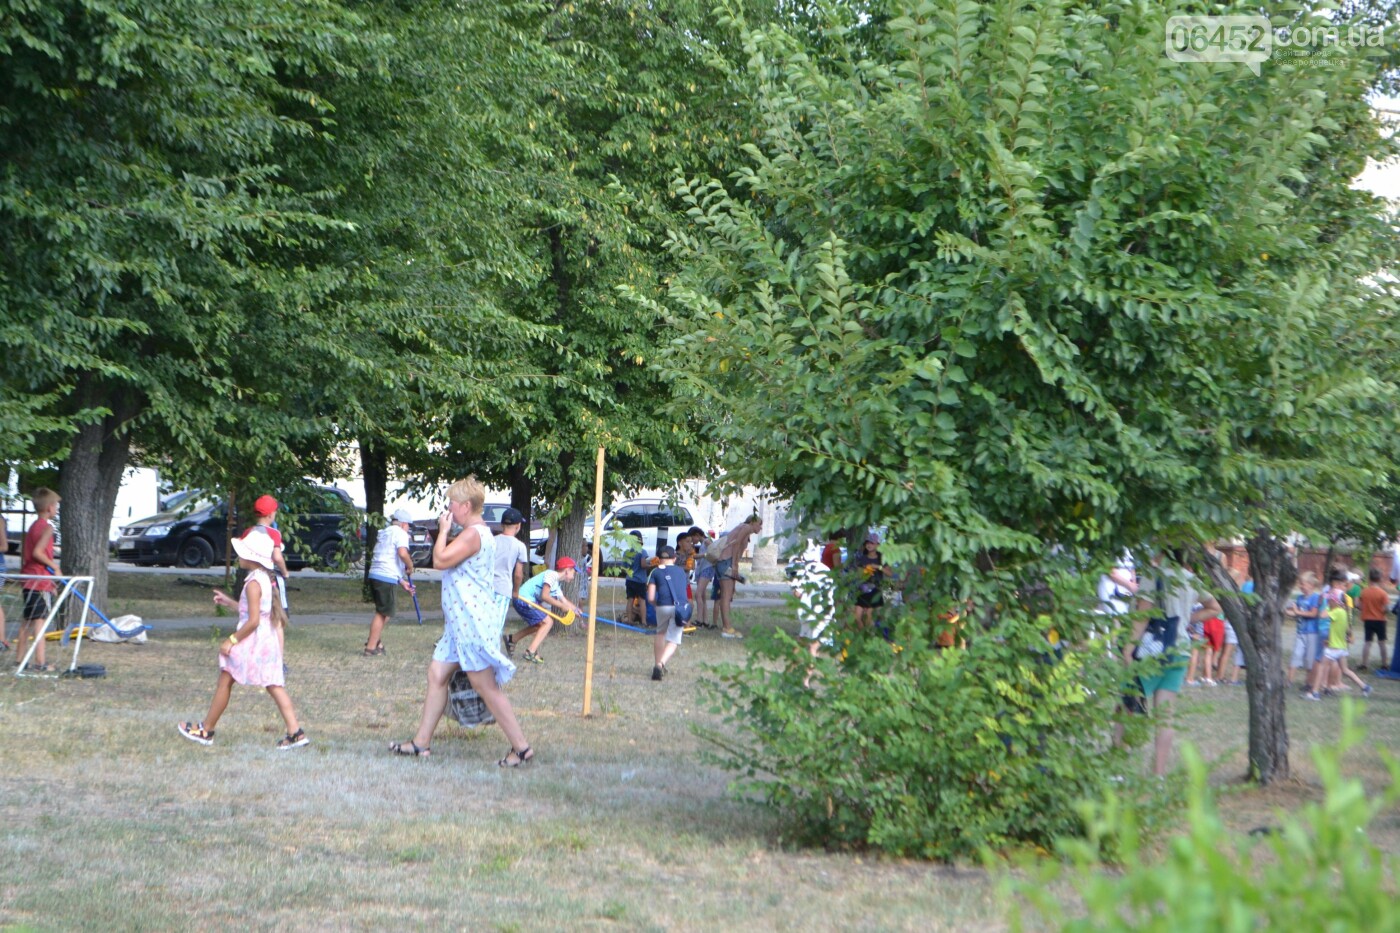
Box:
[1287,568,1386,701]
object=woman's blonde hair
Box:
[446,476,486,512]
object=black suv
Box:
[115,486,362,569]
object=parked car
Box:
[115,485,362,569]
[408,502,546,568]
[582,498,705,567]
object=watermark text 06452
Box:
[1164,15,1385,76]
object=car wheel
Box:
[315,538,346,567]
[177,536,215,569]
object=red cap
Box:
[253,495,279,516]
[555,557,577,571]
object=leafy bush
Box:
[1012,701,1399,931]
[701,576,1143,860]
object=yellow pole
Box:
[582,446,606,716]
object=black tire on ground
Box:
[315,538,344,567]
[177,536,215,569]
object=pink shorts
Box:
[1202,617,1225,652]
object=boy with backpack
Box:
[647,545,692,681]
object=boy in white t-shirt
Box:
[362,509,414,656]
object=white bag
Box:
[89,614,147,644]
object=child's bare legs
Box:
[801,638,821,687]
[525,617,553,654]
[201,671,237,731]
[1217,647,1235,683]
[1337,657,1367,690]
[853,606,872,630]
[18,616,46,667]
[694,582,708,626]
[1203,647,1217,682]
[265,685,301,735]
[1187,645,1202,683]
[1360,633,1383,669]
[365,612,389,652]
[1150,689,1177,776]
[466,668,528,754]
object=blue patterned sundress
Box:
[440,523,515,686]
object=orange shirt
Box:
[1359,585,1391,621]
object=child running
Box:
[177,532,308,749]
[1305,592,1372,700]
[507,557,583,664]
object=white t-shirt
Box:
[1096,552,1136,615]
[493,534,529,599]
[368,524,411,584]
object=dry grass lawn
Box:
[1,573,1397,930]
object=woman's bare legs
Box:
[466,668,528,754]
[399,659,457,749]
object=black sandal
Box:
[389,740,431,757]
[498,746,533,768]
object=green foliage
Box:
[1012,702,1400,931]
[701,570,1141,860]
[436,0,777,513]
[651,0,1400,809]
[652,0,1400,574]
[0,0,367,465]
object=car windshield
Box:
[162,490,215,513]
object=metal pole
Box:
[582,447,605,717]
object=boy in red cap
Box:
[507,558,582,664]
[242,495,290,619]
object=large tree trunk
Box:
[359,439,389,595]
[1199,530,1294,784]
[554,500,588,611]
[57,381,140,616]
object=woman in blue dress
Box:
[389,476,533,766]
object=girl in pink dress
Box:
[177,532,308,749]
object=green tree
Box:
[0,0,366,607]
[650,0,1398,854]
[422,0,775,593]
[262,0,563,578]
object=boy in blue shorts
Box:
[508,558,582,664]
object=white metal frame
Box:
[7,573,95,677]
